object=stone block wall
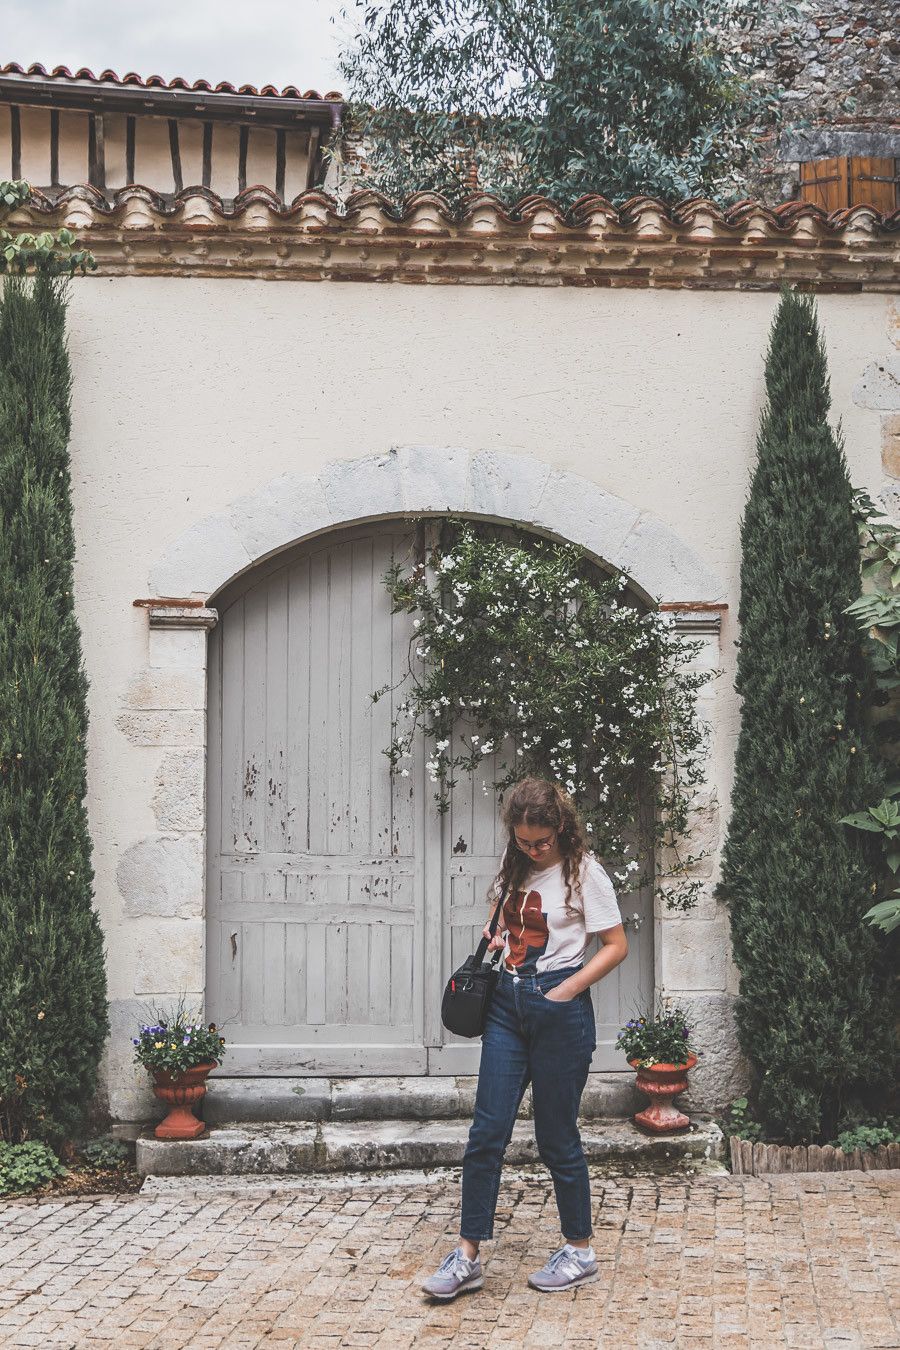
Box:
[753,1,899,201]
[657,612,751,1115]
[99,605,217,1125]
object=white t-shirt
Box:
[499,855,622,975]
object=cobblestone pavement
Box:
[0,1168,897,1349]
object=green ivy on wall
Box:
[375,521,713,912]
[0,181,95,276]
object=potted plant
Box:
[616,1003,698,1135]
[133,1002,226,1140]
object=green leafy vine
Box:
[0,180,96,275]
[841,489,900,934]
[375,521,714,911]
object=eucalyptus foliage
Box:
[377,523,712,910]
[1,181,95,276]
[336,0,785,207]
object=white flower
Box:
[400,768,410,778]
[481,741,494,754]
[435,739,449,751]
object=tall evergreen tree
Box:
[716,289,897,1144]
[0,275,108,1145]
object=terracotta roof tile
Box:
[13,184,898,288]
[22,182,900,232]
[0,60,343,101]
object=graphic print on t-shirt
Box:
[502,889,548,973]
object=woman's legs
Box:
[529,984,596,1244]
[459,978,531,1246]
[531,1045,593,1242]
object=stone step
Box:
[200,1073,639,1125]
[136,1118,724,1179]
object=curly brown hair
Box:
[492,778,588,917]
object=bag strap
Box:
[472,891,506,966]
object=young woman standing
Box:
[423,777,628,1299]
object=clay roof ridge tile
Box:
[618,194,675,224]
[568,193,619,225]
[457,191,525,225]
[402,190,459,222]
[14,183,900,235]
[231,184,285,209]
[342,188,404,223]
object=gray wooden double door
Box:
[206,522,652,1075]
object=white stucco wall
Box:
[63,277,897,1120]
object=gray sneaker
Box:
[421,1247,484,1300]
[527,1244,598,1292]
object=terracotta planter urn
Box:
[151,1061,217,1139]
[629,1054,697,1134]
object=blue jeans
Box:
[460,963,596,1243]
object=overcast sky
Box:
[3,0,351,93]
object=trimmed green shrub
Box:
[716,289,897,1144]
[0,275,109,1145]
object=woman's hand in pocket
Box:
[543,983,575,1003]
[482,922,505,952]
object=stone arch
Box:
[148,446,725,605]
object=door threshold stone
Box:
[136,1117,724,1178]
[199,1073,640,1125]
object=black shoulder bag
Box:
[440,892,505,1038]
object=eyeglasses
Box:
[514,832,557,855]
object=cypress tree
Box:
[0,275,108,1145]
[717,289,897,1144]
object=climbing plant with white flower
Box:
[373,522,713,911]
